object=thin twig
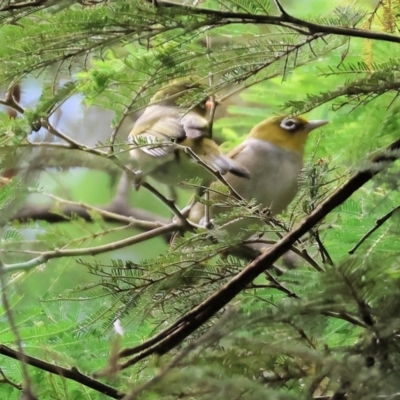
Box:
[12,200,169,228]
[313,229,334,266]
[205,32,217,137]
[0,368,22,391]
[0,260,35,397]
[140,182,189,227]
[273,0,289,16]
[348,205,400,254]
[34,190,161,229]
[180,145,244,201]
[23,142,72,149]
[0,345,124,399]
[0,83,25,115]
[40,119,96,150]
[264,270,298,298]
[245,239,324,272]
[2,222,178,274]
[285,319,316,349]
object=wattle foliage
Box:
[1,1,400,399]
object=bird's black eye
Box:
[280,118,298,131]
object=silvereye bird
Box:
[189,115,329,234]
[128,81,250,187]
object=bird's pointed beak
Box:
[306,120,329,131]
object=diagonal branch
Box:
[0,367,22,391]
[0,344,124,399]
[348,204,400,254]
[273,0,288,16]
[120,308,234,400]
[117,136,400,367]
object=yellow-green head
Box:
[249,116,329,155]
[151,79,209,116]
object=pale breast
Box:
[222,138,303,215]
[189,139,304,237]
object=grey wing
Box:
[129,115,186,157]
[180,111,209,139]
[208,153,251,178]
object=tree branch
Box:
[11,198,169,226]
[119,308,234,400]
[26,190,164,229]
[348,205,400,254]
[0,367,22,391]
[2,222,178,274]
[0,345,124,399]
[0,84,25,115]
[150,0,400,45]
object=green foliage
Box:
[1,0,400,399]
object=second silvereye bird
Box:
[128,81,250,187]
[189,115,329,234]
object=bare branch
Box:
[322,311,366,328]
[140,181,190,227]
[0,344,124,399]
[39,119,98,150]
[0,368,22,391]
[11,200,168,226]
[349,205,400,254]
[0,84,25,115]
[2,222,178,274]
[244,239,324,272]
[273,0,288,16]
[180,145,244,201]
[150,0,400,45]
[32,190,162,229]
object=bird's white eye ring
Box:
[280,118,297,131]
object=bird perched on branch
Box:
[128,80,250,188]
[189,115,329,235]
